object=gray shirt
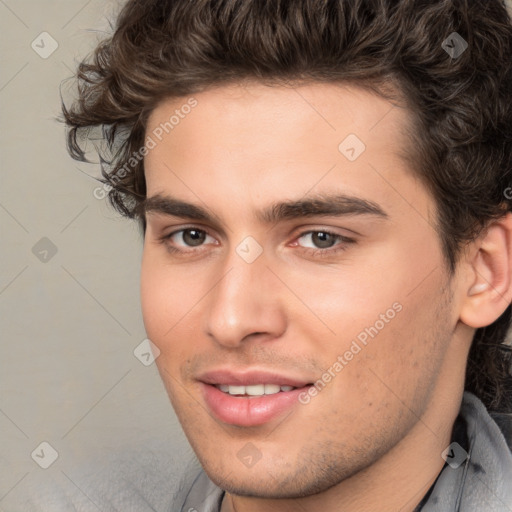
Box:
[181,392,512,512]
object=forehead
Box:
[143,81,431,226]
[146,81,410,149]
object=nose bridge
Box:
[203,239,285,346]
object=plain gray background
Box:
[1,1,194,511]
[1,1,512,511]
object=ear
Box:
[459,212,512,328]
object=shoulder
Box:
[461,392,512,510]
[489,410,512,452]
[422,392,512,511]
[462,391,512,455]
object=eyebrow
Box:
[139,192,388,227]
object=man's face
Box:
[141,82,461,498]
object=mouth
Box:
[214,383,298,397]
[197,369,314,426]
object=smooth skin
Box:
[140,82,512,512]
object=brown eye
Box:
[293,229,355,258]
[181,229,207,247]
[161,228,215,251]
[310,232,338,249]
[297,231,341,250]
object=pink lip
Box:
[198,369,313,427]
[200,383,311,426]
[197,369,311,388]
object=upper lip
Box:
[197,369,312,388]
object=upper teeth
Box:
[217,384,296,396]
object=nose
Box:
[202,245,287,348]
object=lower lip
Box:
[201,383,311,426]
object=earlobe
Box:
[460,212,512,328]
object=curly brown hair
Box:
[62,0,512,412]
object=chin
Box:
[201,456,363,500]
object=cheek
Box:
[140,255,167,338]
[140,249,211,371]
[276,256,407,358]
[326,282,451,425]
[141,248,190,321]
[302,253,450,411]
[140,251,186,344]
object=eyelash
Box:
[157,226,355,258]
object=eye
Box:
[296,230,342,250]
[157,226,354,258]
[294,230,353,255]
[162,228,216,249]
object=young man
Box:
[63,0,512,510]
